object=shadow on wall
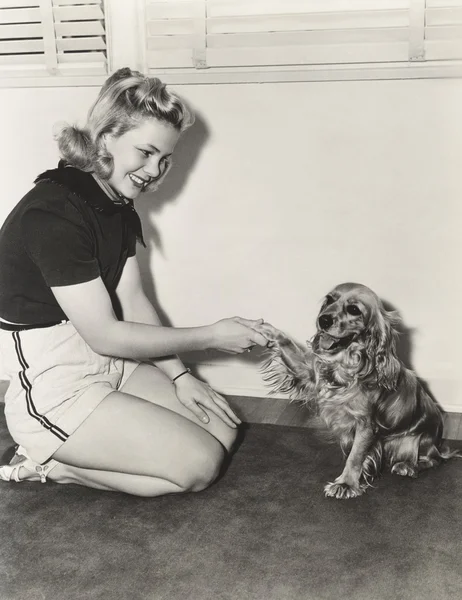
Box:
[381,297,441,408]
[135,111,210,327]
[381,297,415,369]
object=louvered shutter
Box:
[141,0,462,82]
[0,0,108,79]
[425,0,462,61]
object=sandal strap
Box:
[0,448,58,483]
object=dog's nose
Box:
[318,314,333,330]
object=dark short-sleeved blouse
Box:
[0,162,144,324]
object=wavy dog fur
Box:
[261,282,459,499]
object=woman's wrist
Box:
[171,368,192,384]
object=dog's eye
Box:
[346,305,362,316]
[324,295,334,306]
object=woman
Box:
[0,68,269,496]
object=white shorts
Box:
[0,321,139,464]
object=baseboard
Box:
[186,361,462,413]
[1,366,461,413]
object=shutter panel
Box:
[206,0,410,68]
[145,0,206,69]
[142,0,462,82]
[0,0,108,79]
[425,0,462,61]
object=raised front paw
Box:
[255,322,289,346]
[324,480,367,500]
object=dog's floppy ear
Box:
[366,304,401,390]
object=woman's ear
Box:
[367,306,401,390]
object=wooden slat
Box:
[426,7,462,25]
[147,2,198,20]
[427,0,462,7]
[57,36,105,52]
[55,21,106,37]
[0,0,40,7]
[52,0,103,5]
[0,23,42,39]
[208,0,409,19]
[0,8,41,25]
[426,24,462,39]
[425,39,462,59]
[0,38,43,53]
[147,48,193,68]
[206,42,409,68]
[53,4,104,21]
[208,11,410,34]
[147,18,195,35]
[58,50,106,63]
[147,34,195,50]
[0,53,45,64]
[208,28,409,49]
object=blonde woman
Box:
[0,68,269,496]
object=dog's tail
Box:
[422,434,462,465]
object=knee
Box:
[219,424,239,453]
[180,441,225,493]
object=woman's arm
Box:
[114,255,190,379]
[51,263,267,360]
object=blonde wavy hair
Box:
[54,67,195,192]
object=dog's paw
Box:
[324,481,367,500]
[255,323,291,347]
[391,462,417,478]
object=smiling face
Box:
[313,283,379,353]
[104,118,180,199]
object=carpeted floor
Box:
[0,413,461,600]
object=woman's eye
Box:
[139,149,150,157]
[346,305,362,316]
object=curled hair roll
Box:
[53,123,96,173]
[54,67,195,181]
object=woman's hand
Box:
[250,321,283,346]
[208,317,270,354]
[173,373,241,428]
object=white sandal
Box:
[0,446,58,483]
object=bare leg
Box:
[119,363,238,451]
[45,391,228,496]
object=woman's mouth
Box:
[129,173,150,188]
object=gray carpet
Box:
[0,412,461,600]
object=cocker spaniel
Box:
[260,282,459,499]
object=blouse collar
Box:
[34,160,145,246]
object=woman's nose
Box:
[144,157,161,178]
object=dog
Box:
[260,282,459,499]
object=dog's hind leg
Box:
[387,432,460,478]
[386,435,421,477]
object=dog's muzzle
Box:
[315,332,357,352]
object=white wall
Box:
[1,77,461,410]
